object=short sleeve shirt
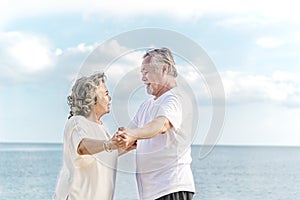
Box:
[54,116,118,200]
[132,88,195,200]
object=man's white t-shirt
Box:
[129,88,195,200]
[54,116,118,200]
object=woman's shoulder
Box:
[66,115,87,126]
[64,115,92,136]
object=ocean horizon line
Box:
[0,141,299,148]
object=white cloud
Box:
[220,102,300,146]
[52,43,98,82]
[0,35,140,83]
[0,32,102,82]
[71,40,139,78]
[0,31,55,80]
[256,37,285,48]
[0,0,299,28]
[216,15,282,30]
[63,43,96,55]
[64,48,300,107]
[55,48,63,56]
[294,33,300,44]
[9,37,52,72]
[221,71,300,106]
[272,70,300,83]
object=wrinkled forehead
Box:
[141,56,153,71]
[140,63,154,73]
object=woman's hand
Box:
[115,128,137,150]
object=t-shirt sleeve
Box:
[67,118,87,160]
[128,116,138,129]
[155,95,182,130]
[128,100,148,129]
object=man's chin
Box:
[146,88,153,95]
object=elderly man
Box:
[119,48,195,200]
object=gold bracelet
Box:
[103,140,112,152]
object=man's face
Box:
[140,56,165,97]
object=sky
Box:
[0,0,299,146]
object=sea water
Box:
[0,143,299,200]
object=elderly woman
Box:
[54,72,123,200]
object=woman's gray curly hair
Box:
[67,73,106,119]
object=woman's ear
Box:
[94,96,97,105]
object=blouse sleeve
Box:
[66,117,88,162]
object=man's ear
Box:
[162,64,168,75]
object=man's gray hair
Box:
[143,47,178,77]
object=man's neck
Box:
[154,81,176,100]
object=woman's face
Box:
[94,82,111,118]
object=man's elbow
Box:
[157,117,173,134]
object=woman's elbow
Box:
[77,141,88,155]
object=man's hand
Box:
[109,133,124,150]
[116,127,137,150]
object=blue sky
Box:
[0,0,299,146]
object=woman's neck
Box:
[86,112,103,124]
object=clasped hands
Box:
[110,127,137,151]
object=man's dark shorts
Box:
[155,191,194,200]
